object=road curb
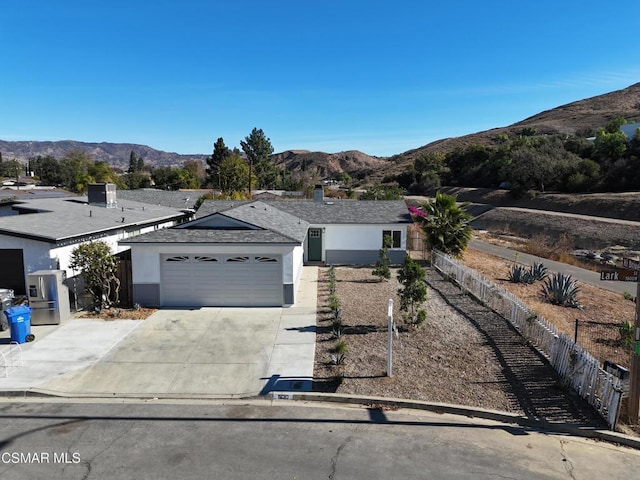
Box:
[285,391,640,450]
[2,387,638,450]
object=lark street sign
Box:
[599,269,639,282]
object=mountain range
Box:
[393,82,640,162]
[2,82,640,180]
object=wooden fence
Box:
[430,249,627,429]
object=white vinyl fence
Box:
[430,249,627,429]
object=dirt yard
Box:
[313,265,608,429]
[79,306,157,320]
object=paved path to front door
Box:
[0,267,318,398]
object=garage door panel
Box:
[160,254,282,307]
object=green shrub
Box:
[620,320,634,351]
[372,245,391,282]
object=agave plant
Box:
[508,265,534,284]
[530,262,548,282]
[541,273,579,307]
[327,266,336,282]
[328,293,341,313]
[331,339,349,365]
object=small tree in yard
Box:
[69,241,120,310]
[397,254,427,325]
[372,235,391,281]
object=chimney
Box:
[88,183,117,208]
[313,184,324,203]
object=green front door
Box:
[308,228,322,262]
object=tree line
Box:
[205,127,320,197]
[0,128,324,196]
[389,117,640,197]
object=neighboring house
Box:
[120,187,413,308]
[0,184,190,296]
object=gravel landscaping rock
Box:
[314,265,607,429]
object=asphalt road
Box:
[470,239,637,297]
[0,400,637,480]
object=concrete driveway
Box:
[0,267,318,398]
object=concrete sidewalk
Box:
[0,267,318,398]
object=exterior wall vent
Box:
[88,183,117,208]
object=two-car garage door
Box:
[160,254,283,307]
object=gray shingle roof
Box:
[268,200,412,224]
[117,189,209,209]
[218,201,309,242]
[196,199,412,224]
[123,200,309,245]
[194,200,251,217]
[120,228,298,244]
[0,196,187,243]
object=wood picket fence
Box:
[430,249,627,429]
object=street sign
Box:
[599,269,639,282]
[623,258,640,270]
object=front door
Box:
[307,228,322,262]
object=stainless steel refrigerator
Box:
[27,270,70,325]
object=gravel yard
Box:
[313,265,607,428]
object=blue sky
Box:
[2,1,640,157]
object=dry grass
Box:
[460,248,636,338]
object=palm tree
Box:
[416,193,472,257]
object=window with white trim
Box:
[382,230,402,249]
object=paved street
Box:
[470,239,635,296]
[0,400,637,480]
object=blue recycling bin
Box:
[4,305,35,344]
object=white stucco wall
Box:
[322,224,406,250]
[292,245,304,287]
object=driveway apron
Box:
[0,267,318,398]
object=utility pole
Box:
[629,280,640,424]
